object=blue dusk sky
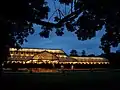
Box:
[22,0,119,55]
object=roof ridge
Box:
[20,47,63,50]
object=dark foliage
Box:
[69,49,78,56]
[98,52,120,67]
[54,0,120,54]
[87,54,95,57]
[81,50,86,56]
[1,0,120,67]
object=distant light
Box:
[29,3,31,5]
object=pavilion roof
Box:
[9,48,65,54]
[58,57,78,62]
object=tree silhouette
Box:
[55,0,120,54]
[116,50,120,54]
[88,54,95,57]
[98,52,120,68]
[70,49,78,56]
[1,0,50,74]
[0,0,120,53]
[1,0,120,71]
[81,50,86,56]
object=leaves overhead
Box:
[1,0,49,48]
[57,0,120,53]
[55,28,64,36]
[1,0,120,55]
[59,0,73,5]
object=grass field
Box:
[0,71,120,90]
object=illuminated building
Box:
[70,56,110,65]
[3,47,110,71]
[5,47,110,66]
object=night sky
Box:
[22,0,119,55]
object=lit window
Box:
[91,62,93,64]
[105,62,109,64]
[94,62,97,64]
[98,62,101,64]
[87,62,90,64]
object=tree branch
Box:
[33,19,57,27]
[33,9,81,28]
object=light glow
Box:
[8,48,110,65]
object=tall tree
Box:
[53,0,120,54]
[0,0,50,74]
[70,49,78,56]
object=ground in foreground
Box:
[0,71,120,90]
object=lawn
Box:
[0,71,120,90]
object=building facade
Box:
[5,48,110,66]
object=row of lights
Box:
[71,57,107,60]
[9,48,64,54]
[75,59,108,62]
[5,61,110,64]
[9,57,109,62]
[9,48,108,62]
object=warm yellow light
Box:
[12,61,16,63]
[23,62,26,64]
[90,62,93,64]
[9,48,110,65]
[87,62,90,64]
[9,48,64,54]
[98,62,101,64]
[94,62,97,64]
[73,62,77,64]
[105,62,109,64]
